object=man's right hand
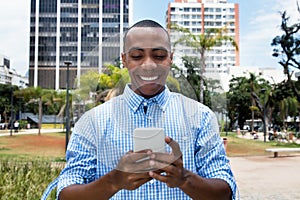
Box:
[59,150,155,200]
[111,150,154,190]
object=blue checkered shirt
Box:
[42,84,237,199]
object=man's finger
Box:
[165,136,182,157]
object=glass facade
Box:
[29,0,130,89]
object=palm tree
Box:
[170,24,238,103]
[248,73,266,132]
[279,97,298,130]
[14,87,59,135]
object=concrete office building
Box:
[29,0,132,90]
[167,0,239,76]
[0,55,29,88]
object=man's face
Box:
[122,27,173,98]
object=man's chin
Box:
[137,85,165,98]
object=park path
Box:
[0,128,64,137]
[230,155,300,200]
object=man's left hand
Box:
[148,136,187,188]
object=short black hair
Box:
[123,19,170,52]
[130,19,165,29]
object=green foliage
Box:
[166,74,180,92]
[0,159,61,200]
[271,8,300,102]
[227,73,271,129]
[181,56,201,101]
[0,84,19,123]
[98,64,129,91]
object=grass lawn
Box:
[221,132,300,157]
[1,131,299,160]
[0,132,66,161]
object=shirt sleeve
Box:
[194,108,237,200]
[56,111,97,198]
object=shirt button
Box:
[147,116,152,120]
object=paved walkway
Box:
[233,131,300,199]
[0,128,64,136]
[230,155,300,200]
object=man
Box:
[14,120,19,133]
[42,19,237,200]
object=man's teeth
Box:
[140,76,158,81]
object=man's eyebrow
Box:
[152,47,170,52]
[126,47,144,53]
[126,47,170,53]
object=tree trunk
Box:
[199,51,205,104]
[38,97,42,135]
[251,110,254,132]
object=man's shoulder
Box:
[88,94,125,112]
[170,92,213,113]
[170,92,204,106]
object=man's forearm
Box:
[179,170,232,200]
[59,170,119,200]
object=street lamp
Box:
[64,59,72,151]
[261,88,267,142]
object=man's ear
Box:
[170,52,174,63]
[121,53,127,68]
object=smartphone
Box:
[133,127,165,153]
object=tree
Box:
[227,76,252,129]
[73,70,101,116]
[248,73,266,133]
[0,84,19,132]
[271,7,300,101]
[181,56,201,101]
[14,87,52,135]
[170,24,238,104]
[279,96,298,129]
[227,73,271,131]
[271,80,299,128]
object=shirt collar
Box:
[123,84,171,113]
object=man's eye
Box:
[130,55,143,60]
[154,54,167,60]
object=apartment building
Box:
[29,0,132,90]
[167,0,239,75]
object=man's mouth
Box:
[139,76,159,81]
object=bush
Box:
[0,159,62,200]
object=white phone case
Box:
[133,128,165,153]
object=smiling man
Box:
[122,25,172,98]
[42,19,237,200]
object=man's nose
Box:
[141,56,157,69]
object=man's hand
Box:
[112,149,154,190]
[148,137,187,188]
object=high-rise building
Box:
[29,0,132,90]
[167,0,239,75]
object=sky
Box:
[0,0,299,76]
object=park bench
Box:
[265,148,300,157]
